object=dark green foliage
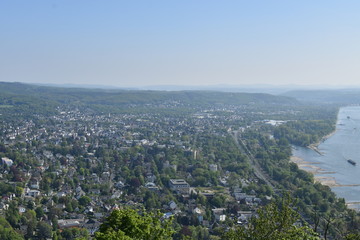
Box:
[79,196,91,206]
[0,217,23,240]
[5,202,21,228]
[0,182,15,196]
[274,120,335,147]
[37,222,52,239]
[58,227,89,240]
[224,194,319,240]
[95,208,174,240]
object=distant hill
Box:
[138,84,298,94]
[0,82,298,104]
[28,82,346,94]
[0,82,299,115]
[282,89,360,104]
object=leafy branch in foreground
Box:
[224,194,319,240]
[94,208,174,240]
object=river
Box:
[292,106,360,210]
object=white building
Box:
[1,157,13,167]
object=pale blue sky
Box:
[1,1,360,87]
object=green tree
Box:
[79,196,91,206]
[37,221,52,240]
[224,194,319,240]
[5,201,21,228]
[346,233,360,240]
[15,186,23,197]
[94,208,174,240]
[23,210,37,238]
[61,227,89,240]
[0,217,23,240]
[35,207,45,219]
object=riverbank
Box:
[290,156,337,187]
[291,154,360,211]
[307,130,337,156]
[292,107,360,211]
[290,155,360,188]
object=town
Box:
[0,83,355,239]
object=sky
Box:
[1,1,360,88]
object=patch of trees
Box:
[0,216,23,240]
[274,120,335,147]
[224,194,319,240]
[94,208,174,240]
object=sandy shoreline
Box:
[290,156,347,187]
[307,130,337,155]
[290,156,339,187]
[292,114,360,210]
[291,155,360,188]
[290,129,360,188]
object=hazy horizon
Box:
[10,81,360,95]
[1,1,360,87]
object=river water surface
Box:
[292,106,360,210]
